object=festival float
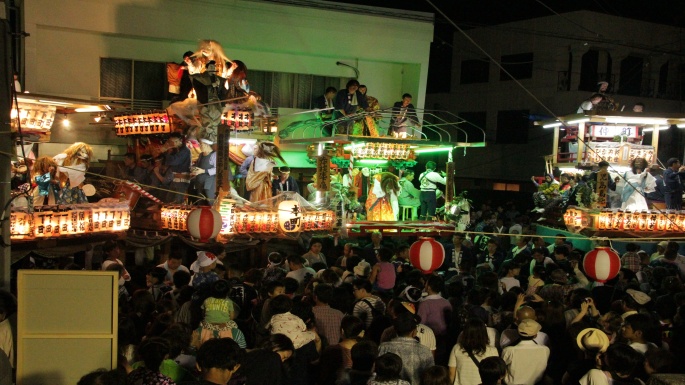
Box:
[8,39,485,249]
[534,110,685,240]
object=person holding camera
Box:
[418,161,446,220]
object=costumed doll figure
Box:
[617,157,656,211]
[365,172,400,221]
[53,142,93,204]
[245,141,285,202]
[190,139,217,206]
[189,39,232,76]
[31,156,59,205]
[191,60,225,144]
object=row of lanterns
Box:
[10,203,131,240]
[565,207,685,232]
[161,200,336,240]
[114,112,171,136]
[221,109,254,130]
[351,143,413,160]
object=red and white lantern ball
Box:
[409,237,445,274]
[187,206,222,242]
[583,247,621,283]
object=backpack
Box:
[359,298,392,344]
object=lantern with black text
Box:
[409,237,445,274]
[583,247,621,283]
[187,206,222,242]
[278,200,302,233]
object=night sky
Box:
[332,0,685,93]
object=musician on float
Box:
[398,170,420,220]
[162,133,192,204]
[663,158,685,210]
[389,93,420,138]
[418,161,446,220]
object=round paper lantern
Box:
[187,206,222,242]
[583,247,621,283]
[278,200,302,233]
[409,237,445,274]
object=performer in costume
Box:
[31,156,59,205]
[617,157,656,211]
[358,85,381,137]
[663,158,685,210]
[53,142,93,204]
[191,139,218,206]
[366,172,400,221]
[246,141,285,202]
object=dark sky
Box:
[331,0,685,93]
[332,0,685,28]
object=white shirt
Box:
[448,344,499,385]
[502,340,550,385]
[418,170,446,191]
[286,267,316,284]
[157,261,190,282]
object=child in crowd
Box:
[368,353,410,385]
[266,294,316,349]
[478,356,507,385]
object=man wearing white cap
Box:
[190,251,219,289]
[501,319,550,385]
[191,138,218,205]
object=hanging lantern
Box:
[187,206,222,242]
[583,247,621,283]
[409,237,445,274]
[278,200,302,232]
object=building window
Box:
[496,110,529,144]
[618,56,644,96]
[460,59,489,84]
[579,50,612,92]
[457,111,487,141]
[493,183,520,191]
[658,61,669,98]
[100,58,166,108]
[499,53,533,81]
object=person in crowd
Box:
[380,299,437,356]
[302,238,327,268]
[418,161,446,220]
[448,318,499,385]
[563,327,610,385]
[368,353,410,385]
[333,79,368,135]
[501,319,550,385]
[147,267,172,302]
[190,251,219,289]
[378,313,434,385]
[265,294,317,350]
[188,338,243,385]
[127,337,176,385]
[162,132,191,204]
[190,138,217,205]
[476,239,505,274]
[418,275,452,339]
[579,343,644,385]
[369,247,396,293]
[398,170,421,220]
[352,278,386,329]
[336,339,378,385]
[236,333,293,385]
[663,157,685,210]
[622,313,658,354]
[271,166,300,196]
[651,241,668,262]
[444,233,476,272]
[500,304,550,348]
[498,261,521,292]
[389,93,420,138]
[477,357,507,385]
[312,283,344,346]
[101,240,131,282]
[191,280,246,349]
[157,253,190,284]
[286,255,316,287]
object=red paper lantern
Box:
[187,206,222,242]
[409,237,445,274]
[583,247,621,283]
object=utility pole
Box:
[0,2,14,290]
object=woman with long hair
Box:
[448,318,498,385]
[366,172,400,221]
[246,141,286,202]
